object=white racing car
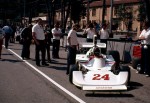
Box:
[69,38,131,91]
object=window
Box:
[114,6,119,16]
[92,8,96,17]
[105,8,107,16]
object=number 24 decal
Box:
[92,74,109,80]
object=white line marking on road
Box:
[7,48,86,103]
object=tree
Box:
[136,0,146,30]
[71,0,86,23]
[144,0,150,23]
[136,1,146,22]
[57,0,86,30]
[115,4,134,31]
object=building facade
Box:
[54,0,141,32]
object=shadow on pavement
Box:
[48,66,66,71]
[85,93,134,97]
[2,53,13,55]
[0,59,23,63]
[128,81,143,91]
[50,61,66,65]
[8,48,22,50]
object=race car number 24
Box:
[92,74,109,80]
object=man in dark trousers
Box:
[51,23,62,58]
[21,24,32,60]
[66,24,80,75]
[139,21,150,77]
[44,24,52,62]
[32,18,49,66]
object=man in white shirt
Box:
[139,21,150,77]
[99,23,109,54]
[99,24,109,40]
[32,18,49,66]
[83,23,96,42]
[66,24,79,75]
[51,23,62,58]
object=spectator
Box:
[83,23,96,42]
[32,18,49,66]
[66,24,80,75]
[51,23,62,58]
[138,21,150,77]
[99,23,109,54]
[65,26,71,50]
[10,24,16,43]
[0,26,5,59]
[44,24,52,62]
[60,25,65,47]
[99,24,109,40]
[21,24,32,60]
[2,24,13,49]
[93,21,100,35]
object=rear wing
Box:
[79,42,106,48]
[79,35,106,48]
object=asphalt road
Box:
[0,38,150,103]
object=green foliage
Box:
[136,1,146,22]
[116,4,133,20]
[71,0,86,23]
[115,4,133,30]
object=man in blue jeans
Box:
[2,24,13,49]
[66,24,80,75]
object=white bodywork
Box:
[72,43,129,91]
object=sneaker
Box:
[56,56,60,59]
[48,59,51,63]
[145,74,149,77]
[52,56,56,59]
[26,57,31,60]
[42,63,49,66]
[22,57,25,60]
[36,64,41,67]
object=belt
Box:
[69,45,76,48]
[37,39,45,41]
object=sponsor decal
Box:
[95,86,112,90]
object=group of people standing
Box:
[83,22,109,43]
[83,22,109,54]
[2,18,149,77]
[0,18,107,75]
[31,18,62,66]
[20,18,79,75]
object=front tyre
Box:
[120,66,131,86]
[107,50,120,67]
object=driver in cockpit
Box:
[93,47,100,57]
